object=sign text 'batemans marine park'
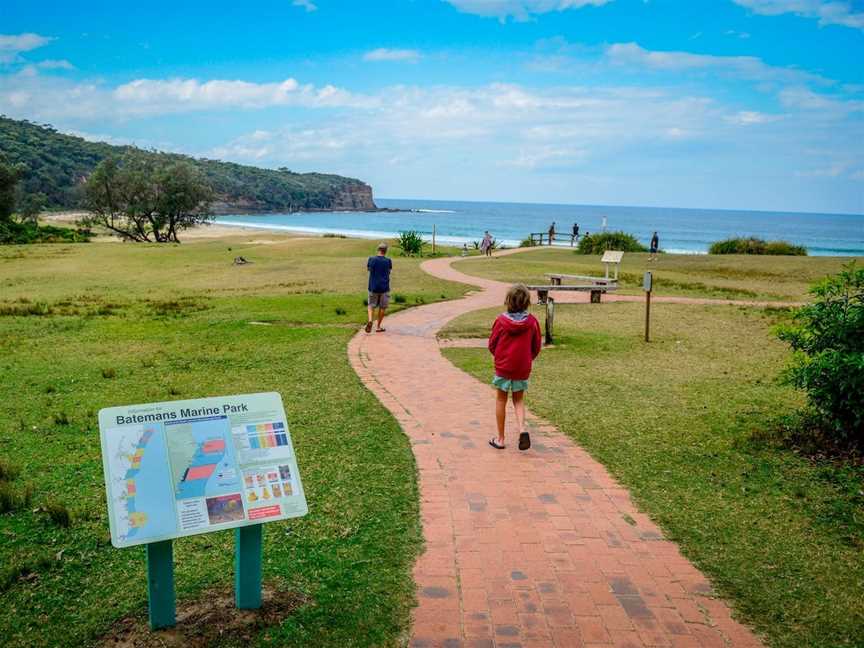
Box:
[99,393,308,548]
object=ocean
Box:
[214,198,864,257]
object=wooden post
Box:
[545,296,555,345]
[643,271,653,343]
[432,224,436,255]
[146,540,176,630]
[235,524,263,609]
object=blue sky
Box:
[1,0,862,213]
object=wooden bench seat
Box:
[544,273,617,286]
[526,283,618,305]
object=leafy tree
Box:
[778,262,864,450]
[82,155,214,242]
[0,154,21,221]
[17,192,47,224]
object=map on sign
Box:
[99,393,307,548]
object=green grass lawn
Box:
[0,235,466,648]
[453,248,860,301]
[441,302,864,648]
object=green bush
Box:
[576,231,647,255]
[709,237,807,256]
[520,236,536,248]
[397,230,425,256]
[0,220,91,244]
[777,262,864,451]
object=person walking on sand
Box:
[480,231,493,257]
[548,222,556,245]
[365,242,392,333]
[487,284,542,451]
[649,231,659,262]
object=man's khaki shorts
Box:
[368,292,390,309]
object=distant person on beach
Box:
[649,231,659,261]
[571,222,579,246]
[548,222,556,245]
[487,284,541,452]
[601,216,608,232]
[480,231,494,257]
[366,242,392,333]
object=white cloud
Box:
[605,42,828,85]
[443,0,613,21]
[292,0,317,12]
[109,77,375,114]
[0,33,53,63]
[733,0,864,30]
[363,48,421,62]
[36,59,75,70]
[724,110,782,125]
[779,86,864,116]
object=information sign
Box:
[99,392,307,548]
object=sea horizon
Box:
[214,197,864,257]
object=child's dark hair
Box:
[505,284,531,313]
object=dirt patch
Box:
[97,585,307,648]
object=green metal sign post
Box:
[146,540,176,630]
[235,524,263,609]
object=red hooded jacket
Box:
[488,312,542,380]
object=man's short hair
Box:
[377,242,388,253]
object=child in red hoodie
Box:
[488,284,542,451]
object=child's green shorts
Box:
[492,375,529,393]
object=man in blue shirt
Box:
[366,242,393,333]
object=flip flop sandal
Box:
[376,327,386,332]
[365,321,373,333]
[489,438,505,450]
[518,432,531,451]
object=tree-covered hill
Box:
[0,116,376,212]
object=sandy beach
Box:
[39,211,302,242]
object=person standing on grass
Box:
[548,222,556,245]
[480,231,493,257]
[366,242,392,333]
[487,284,542,452]
[649,231,659,262]
[571,222,579,246]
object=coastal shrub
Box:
[44,501,72,528]
[0,458,18,482]
[577,231,647,255]
[393,294,407,304]
[0,220,91,244]
[777,262,864,452]
[0,482,32,514]
[709,237,807,256]
[520,236,536,248]
[397,230,425,256]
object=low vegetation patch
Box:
[710,237,807,256]
[576,230,648,254]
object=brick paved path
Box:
[348,251,764,648]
